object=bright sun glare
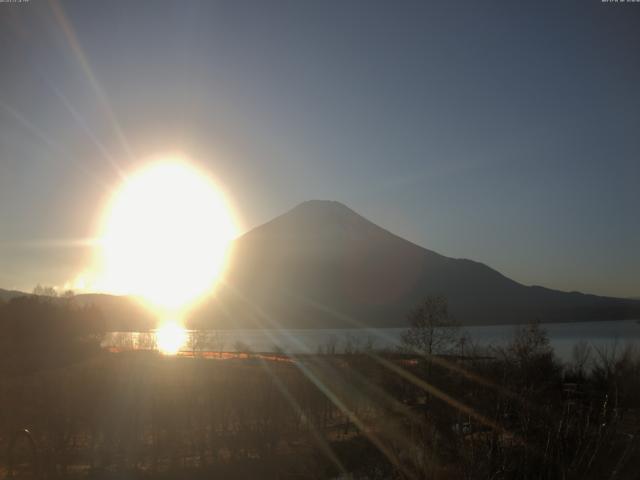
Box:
[98,158,236,353]
[155,322,188,355]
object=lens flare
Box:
[97,157,237,315]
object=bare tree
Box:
[137,331,157,350]
[569,340,592,379]
[210,330,226,358]
[401,295,459,356]
[33,284,58,298]
[187,330,207,358]
[508,321,554,362]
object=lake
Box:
[104,319,640,361]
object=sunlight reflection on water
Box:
[102,319,640,361]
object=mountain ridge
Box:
[3,200,639,329]
[193,200,639,328]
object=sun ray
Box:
[48,0,136,163]
[220,285,425,478]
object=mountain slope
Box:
[3,201,637,329]
[192,200,640,328]
[0,288,29,302]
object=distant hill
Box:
[191,200,640,328]
[0,288,28,302]
[0,289,153,331]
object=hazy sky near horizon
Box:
[0,0,638,298]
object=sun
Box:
[98,158,237,315]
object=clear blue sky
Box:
[0,0,638,297]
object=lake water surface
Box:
[105,319,640,361]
